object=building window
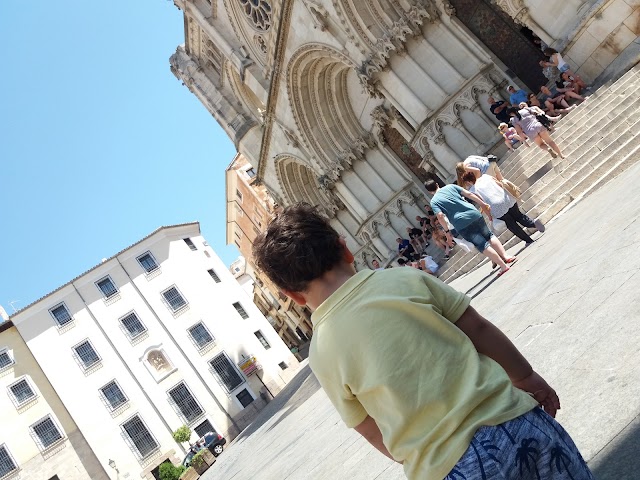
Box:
[99,380,128,411]
[236,389,254,408]
[279,362,288,370]
[209,353,244,392]
[8,378,36,406]
[137,251,159,274]
[194,419,216,438]
[30,416,63,451]
[73,340,101,370]
[236,189,243,202]
[235,204,244,217]
[0,444,18,478]
[0,349,14,371]
[234,240,241,249]
[252,225,260,236]
[49,303,72,327]
[96,276,118,299]
[246,167,256,178]
[119,311,147,340]
[168,382,204,423]
[121,415,158,460]
[254,331,271,350]
[162,286,188,312]
[233,302,249,319]
[183,238,197,251]
[188,323,214,350]
[207,269,221,283]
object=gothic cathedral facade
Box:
[170,0,640,268]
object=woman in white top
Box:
[543,48,587,90]
[462,172,545,246]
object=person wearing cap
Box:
[507,85,528,106]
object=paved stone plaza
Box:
[204,163,640,479]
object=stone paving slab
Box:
[203,162,640,479]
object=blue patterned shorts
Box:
[445,408,594,480]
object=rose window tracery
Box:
[238,0,272,31]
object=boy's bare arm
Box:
[354,415,401,463]
[455,306,561,417]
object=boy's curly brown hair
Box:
[252,203,344,293]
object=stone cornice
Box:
[256,0,294,183]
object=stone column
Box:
[370,232,391,260]
[431,135,460,175]
[452,119,481,148]
[398,52,448,104]
[334,182,369,221]
[378,70,431,128]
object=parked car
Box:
[182,432,227,467]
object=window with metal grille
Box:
[0,350,14,370]
[121,415,158,459]
[74,341,100,369]
[194,419,216,438]
[31,416,63,450]
[209,353,244,392]
[168,383,204,423]
[232,302,249,319]
[0,444,18,478]
[188,323,214,350]
[96,276,118,299]
[9,378,36,405]
[162,286,187,312]
[236,189,243,202]
[120,312,146,339]
[49,303,72,326]
[183,238,197,251]
[137,252,159,273]
[207,269,221,283]
[236,389,254,408]
[254,331,271,349]
[100,381,128,411]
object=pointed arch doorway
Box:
[449,0,547,91]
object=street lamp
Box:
[108,459,119,474]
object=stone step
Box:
[439,114,640,283]
[499,69,640,180]
[503,88,640,197]
[517,95,640,207]
[533,118,640,224]
[500,78,640,183]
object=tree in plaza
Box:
[172,425,192,446]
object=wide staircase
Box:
[438,63,640,283]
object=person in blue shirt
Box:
[396,237,417,261]
[507,85,528,106]
[426,180,516,276]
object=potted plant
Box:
[190,450,209,475]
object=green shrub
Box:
[159,462,186,480]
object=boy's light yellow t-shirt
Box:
[310,268,537,480]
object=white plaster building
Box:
[169,0,640,269]
[10,223,299,479]
[0,320,109,480]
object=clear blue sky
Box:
[0,1,240,313]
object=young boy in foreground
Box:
[253,203,593,480]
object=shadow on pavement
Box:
[235,364,320,442]
[591,416,640,480]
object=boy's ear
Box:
[338,236,355,264]
[282,289,307,306]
